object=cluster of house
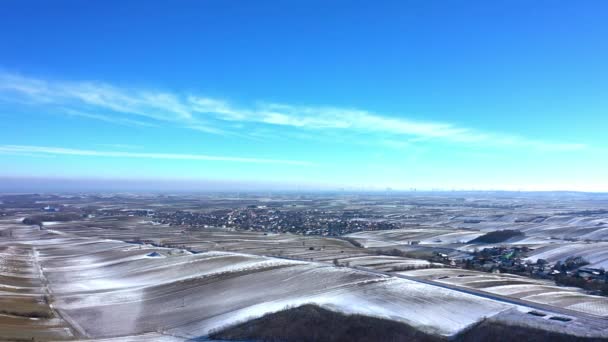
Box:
[571,266,605,281]
[456,246,528,272]
[101,207,406,236]
[456,246,607,285]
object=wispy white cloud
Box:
[0,145,314,166]
[96,143,143,150]
[63,109,159,128]
[0,71,586,151]
[0,73,191,121]
[185,99,586,151]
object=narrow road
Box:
[32,246,88,339]
[271,254,607,327]
[355,266,608,325]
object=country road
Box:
[269,254,608,330]
[355,266,608,326]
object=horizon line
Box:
[0,176,606,194]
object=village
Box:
[98,206,404,236]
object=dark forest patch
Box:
[468,230,524,244]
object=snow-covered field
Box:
[525,242,608,269]
[401,268,608,317]
[5,227,514,339]
[0,223,75,341]
[344,199,608,256]
[346,228,484,248]
[5,200,608,341]
[336,255,441,271]
[45,220,438,271]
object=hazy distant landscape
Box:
[1,192,607,341]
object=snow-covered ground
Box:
[524,242,608,269]
[401,268,608,318]
[346,228,483,247]
[6,210,608,341]
[20,231,512,339]
[336,255,440,271]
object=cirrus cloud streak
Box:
[0,145,314,166]
[0,71,586,151]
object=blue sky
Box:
[1,1,607,191]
